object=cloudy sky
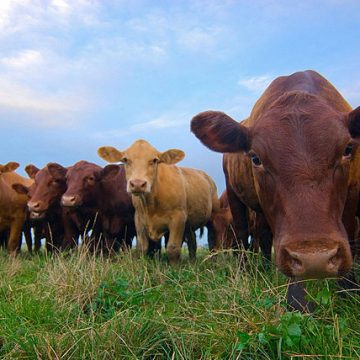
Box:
[1,0,360,192]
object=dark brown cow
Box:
[13,163,67,252]
[61,161,102,250]
[95,164,136,253]
[191,70,360,307]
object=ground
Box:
[0,248,359,359]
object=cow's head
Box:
[98,139,184,195]
[13,163,67,219]
[61,161,102,207]
[191,96,360,279]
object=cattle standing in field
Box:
[61,161,102,251]
[0,162,33,256]
[91,164,136,253]
[191,70,360,309]
[13,163,67,252]
[98,139,220,264]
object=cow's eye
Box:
[343,143,353,159]
[122,157,128,164]
[151,158,159,165]
[250,153,262,167]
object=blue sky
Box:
[1,0,360,193]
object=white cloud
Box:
[238,75,272,92]
[93,112,189,139]
[1,49,44,68]
[0,77,88,127]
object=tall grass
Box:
[0,248,359,359]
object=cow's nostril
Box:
[290,257,303,271]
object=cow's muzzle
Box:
[128,179,148,195]
[279,240,352,279]
[61,195,80,207]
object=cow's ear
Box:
[100,165,120,180]
[47,163,67,179]
[12,183,29,195]
[348,106,360,139]
[191,111,250,153]
[1,162,20,173]
[25,164,40,179]
[98,146,124,163]
[159,149,185,165]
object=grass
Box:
[0,248,359,359]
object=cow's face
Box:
[191,98,360,279]
[98,139,184,195]
[14,163,67,219]
[61,161,102,207]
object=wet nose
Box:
[129,179,147,193]
[61,195,77,207]
[28,201,41,211]
[285,246,344,278]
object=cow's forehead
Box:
[125,140,160,159]
[251,98,349,155]
[67,163,99,177]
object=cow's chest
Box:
[142,213,169,241]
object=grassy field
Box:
[0,248,359,359]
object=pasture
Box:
[0,248,359,359]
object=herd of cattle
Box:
[1,70,360,309]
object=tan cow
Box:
[0,162,33,256]
[98,139,220,264]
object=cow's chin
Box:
[30,211,46,220]
[130,190,150,196]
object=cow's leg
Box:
[256,213,272,263]
[7,217,25,257]
[341,194,359,290]
[167,213,186,265]
[23,223,33,254]
[62,216,79,251]
[122,226,133,251]
[187,229,197,261]
[148,239,161,258]
[135,212,149,256]
[287,281,315,313]
[34,223,42,252]
[226,183,249,258]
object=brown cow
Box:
[61,161,102,251]
[89,164,136,253]
[98,139,220,264]
[191,70,360,308]
[13,163,67,252]
[0,162,33,256]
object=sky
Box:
[1,0,360,194]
